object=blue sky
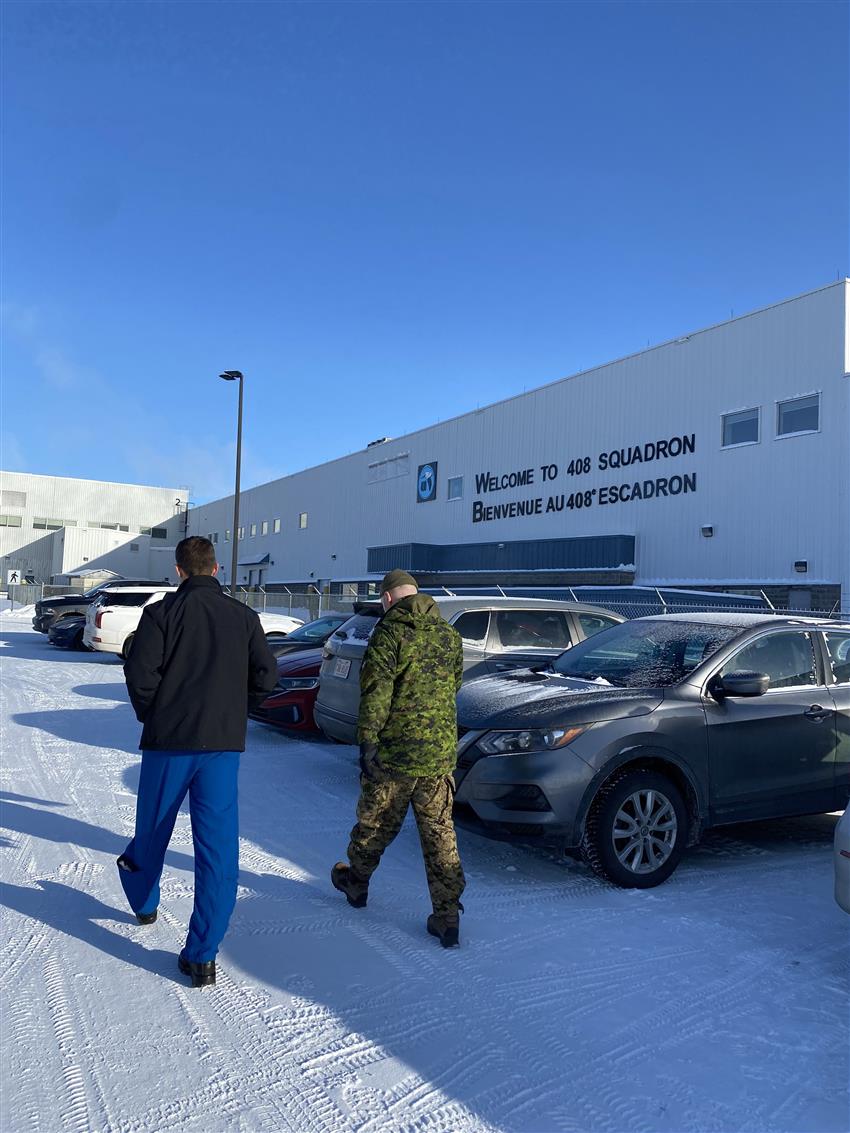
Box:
[2,0,847,503]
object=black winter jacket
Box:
[123,574,278,752]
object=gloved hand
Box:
[359,743,383,781]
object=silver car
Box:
[835,807,850,914]
[313,596,623,744]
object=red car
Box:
[250,647,323,733]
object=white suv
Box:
[84,586,177,659]
[84,587,305,660]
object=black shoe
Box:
[116,854,139,872]
[331,862,369,908]
[427,903,464,948]
[178,950,216,988]
[136,910,157,925]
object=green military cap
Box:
[379,569,418,594]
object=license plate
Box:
[333,657,351,679]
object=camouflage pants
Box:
[347,773,465,916]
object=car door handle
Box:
[803,704,832,723]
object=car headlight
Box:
[478,726,587,756]
[276,677,319,691]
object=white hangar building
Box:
[0,472,188,584]
[187,279,847,612]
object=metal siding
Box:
[188,283,847,599]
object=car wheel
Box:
[73,628,87,651]
[122,634,135,661]
[581,768,687,889]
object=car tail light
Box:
[95,610,105,629]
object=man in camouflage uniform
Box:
[331,569,466,947]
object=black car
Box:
[33,579,161,633]
[47,614,89,651]
[264,613,351,658]
[454,614,850,888]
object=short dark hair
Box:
[175,536,217,576]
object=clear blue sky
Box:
[2,0,847,503]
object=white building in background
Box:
[189,280,850,611]
[0,472,187,584]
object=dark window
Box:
[150,528,167,540]
[577,613,620,639]
[99,591,160,607]
[722,408,759,447]
[720,632,818,689]
[495,610,571,650]
[777,394,819,436]
[824,632,850,685]
[452,611,490,647]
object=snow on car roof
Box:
[639,611,849,628]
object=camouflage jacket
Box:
[357,593,463,777]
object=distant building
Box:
[189,281,849,611]
[0,472,188,584]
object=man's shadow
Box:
[0,878,182,983]
[0,791,195,872]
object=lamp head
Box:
[219,370,243,381]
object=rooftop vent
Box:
[366,437,391,448]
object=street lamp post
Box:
[219,370,244,597]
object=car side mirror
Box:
[710,670,770,699]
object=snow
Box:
[1,619,848,1133]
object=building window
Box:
[261,521,269,535]
[33,518,47,529]
[35,517,65,530]
[273,518,281,533]
[721,408,759,448]
[299,512,308,530]
[238,526,245,540]
[0,514,23,527]
[777,394,820,437]
[118,524,129,532]
[213,533,219,543]
[140,527,151,536]
[130,543,140,553]
[447,475,464,500]
[225,530,231,541]
[250,523,257,537]
[64,519,77,527]
[150,528,167,540]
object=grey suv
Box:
[313,596,623,744]
[454,613,850,888]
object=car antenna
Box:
[496,585,507,597]
[440,585,456,597]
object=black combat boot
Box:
[427,903,464,948]
[136,910,158,925]
[178,950,216,988]
[331,862,369,908]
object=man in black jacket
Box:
[118,536,277,987]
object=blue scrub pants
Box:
[118,750,240,963]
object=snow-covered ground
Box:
[1,620,847,1133]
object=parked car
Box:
[452,613,850,888]
[313,597,623,744]
[254,610,304,638]
[84,586,177,658]
[835,807,850,914]
[33,578,162,633]
[264,613,350,658]
[250,647,324,732]
[48,614,89,651]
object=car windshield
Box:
[551,619,743,688]
[283,615,348,642]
